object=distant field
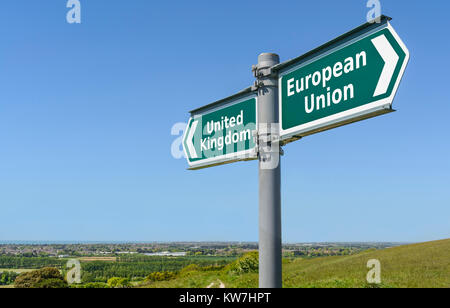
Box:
[0,268,34,274]
[144,239,450,288]
[80,256,235,282]
[78,257,117,262]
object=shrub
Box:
[0,271,19,285]
[224,251,259,275]
[145,271,177,282]
[107,277,131,288]
[34,278,69,289]
[14,267,68,288]
[179,264,200,277]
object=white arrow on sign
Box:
[371,34,400,97]
[186,120,199,159]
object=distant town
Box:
[0,242,402,258]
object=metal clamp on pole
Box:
[252,63,278,91]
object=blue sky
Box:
[0,0,449,242]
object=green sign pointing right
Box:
[279,22,409,141]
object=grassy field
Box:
[283,238,449,288]
[78,257,117,262]
[143,239,450,288]
[0,268,35,274]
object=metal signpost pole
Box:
[183,16,409,290]
[255,53,282,288]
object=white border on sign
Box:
[182,94,258,169]
[278,22,410,141]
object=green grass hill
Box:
[142,239,450,288]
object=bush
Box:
[145,271,177,282]
[34,278,69,289]
[224,251,259,275]
[14,268,68,288]
[107,277,131,288]
[179,264,200,277]
[0,271,19,285]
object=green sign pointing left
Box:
[183,94,257,170]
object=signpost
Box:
[182,16,409,288]
[183,90,258,170]
[276,21,409,142]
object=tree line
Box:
[81,257,232,282]
[0,256,66,269]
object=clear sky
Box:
[0,0,449,243]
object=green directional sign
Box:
[279,22,409,141]
[183,94,257,170]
